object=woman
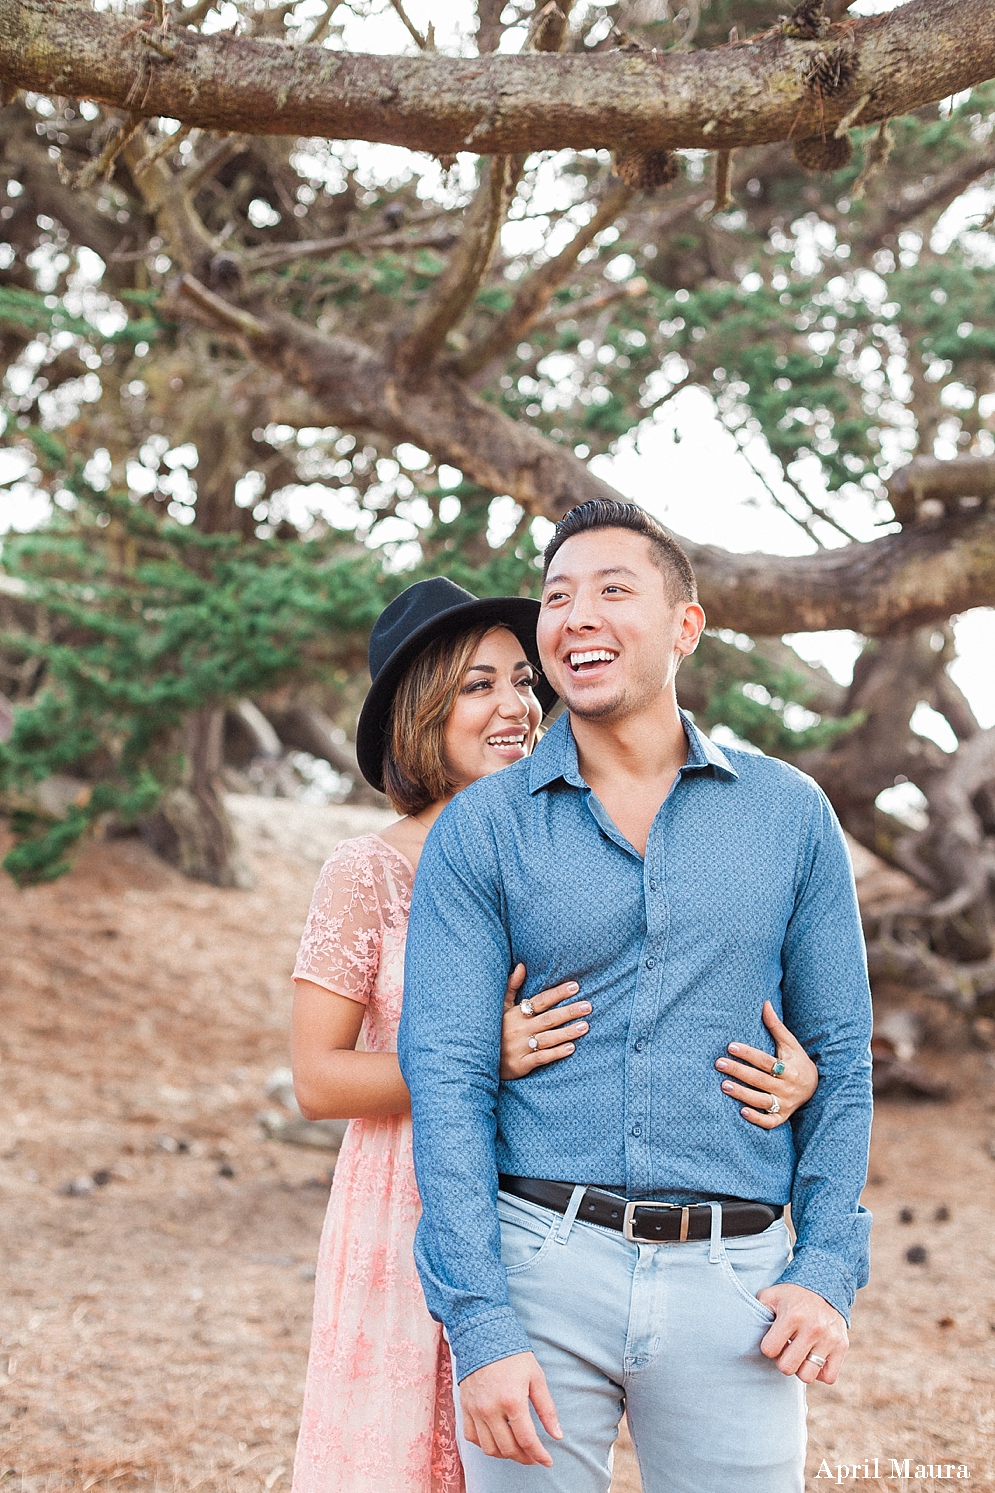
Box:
[290,578,817,1493]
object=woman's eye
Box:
[463,679,491,693]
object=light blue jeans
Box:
[455,1190,806,1493]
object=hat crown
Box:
[369,577,479,682]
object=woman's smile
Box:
[485,727,530,761]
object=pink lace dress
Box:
[291,835,464,1493]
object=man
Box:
[398,498,872,1493]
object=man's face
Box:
[537,528,705,723]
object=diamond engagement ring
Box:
[528,1035,539,1052]
[806,1353,827,1368]
[520,999,535,1018]
[767,1094,781,1115]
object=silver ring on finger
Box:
[528,1035,539,1052]
[806,1353,827,1368]
[520,999,535,1018]
[767,1094,781,1115]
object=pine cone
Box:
[793,133,854,172]
[613,150,680,191]
[780,0,829,39]
[804,43,858,96]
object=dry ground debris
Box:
[0,804,993,1491]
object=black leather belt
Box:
[498,1176,783,1244]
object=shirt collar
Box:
[528,709,738,794]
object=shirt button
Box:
[649,880,659,891]
[645,957,655,969]
[634,1040,645,1052]
[631,1124,642,1138]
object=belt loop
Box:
[709,1201,723,1263]
[555,1184,588,1244]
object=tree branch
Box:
[391,155,521,374]
[4,0,994,156]
[528,274,648,334]
[682,513,995,634]
[887,453,995,522]
[240,209,452,269]
[166,285,995,636]
[176,131,249,196]
[387,0,429,52]
[454,178,633,377]
[855,142,995,254]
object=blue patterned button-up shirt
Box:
[398,712,873,1383]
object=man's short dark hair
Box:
[542,499,697,602]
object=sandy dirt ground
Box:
[1,803,993,1492]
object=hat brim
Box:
[355,596,557,795]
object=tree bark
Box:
[3,0,994,156]
[139,707,253,888]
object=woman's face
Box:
[442,627,543,794]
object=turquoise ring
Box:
[771,1060,786,1077]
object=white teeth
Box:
[569,649,617,668]
[488,735,526,746]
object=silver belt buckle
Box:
[623,1200,690,1243]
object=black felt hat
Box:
[355,577,557,794]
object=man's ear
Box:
[675,602,706,658]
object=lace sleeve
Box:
[292,839,386,1003]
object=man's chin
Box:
[562,687,628,722]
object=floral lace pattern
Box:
[292,836,464,1493]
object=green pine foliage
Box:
[0,436,390,883]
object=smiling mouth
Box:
[567,649,618,674]
[487,732,528,750]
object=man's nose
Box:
[563,591,603,633]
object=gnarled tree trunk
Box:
[140,708,254,889]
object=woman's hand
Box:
[715,999,818,1128]
[500,964,591,1081]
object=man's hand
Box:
[756,1283,849,1384]
[459,1351,563,1466]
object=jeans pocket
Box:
[497,1195,558,1276]
[718,1221,789,1324]
[720,1257,777,1323]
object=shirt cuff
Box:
[778,1245,858,1325]
[447,1306,534,1383]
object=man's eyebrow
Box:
[543,565,640,586]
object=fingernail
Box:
[566,983,579,993]
[577,1022,588,1034]
[715,1058,728,1070]
[722,1081,734,1092]
[578,1002,591,1013]
[728,1043,742,1054]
